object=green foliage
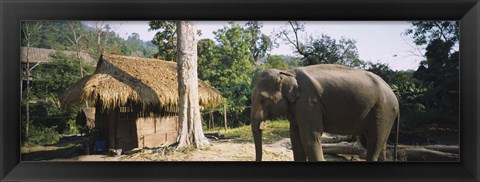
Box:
[149,21,177,61]
[34,52,93,96]
[35,21,120,60]
[197,23,257,127]
[414,40,459,115]
[244,21,273,64]
[33,21,63,49]
[366,62,427,113]
[276,21,364,67]
[362,20,461,137]
[197,23,305,127]
[121,33,143,56]
[303,35,364,67]
[391,81,427,112]
[41,21,89,51]
[120,33,157,58]
[260,55,290,70]
[22,21,48,48]
[197,38,218,82]
[365,62,394,82]
[23,52,89,135]
[65,119,79,135]
[142,41,158,58]
[404,21,459,46]
[91,23,123,58]
[401,109,458,131]
[214,23,255,125]
[406,21,459,120]
[27,125,60,146]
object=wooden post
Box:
[211,112,215,129]
[223,104,228,131]
[209,112,214,129]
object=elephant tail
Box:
[393,113,400,161]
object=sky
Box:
[84,21,424,71]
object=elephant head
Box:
[251,69,299,161]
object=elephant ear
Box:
[279,71,300,103]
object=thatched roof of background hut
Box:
[60,54,222,114]
[21,47,95,64]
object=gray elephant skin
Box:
[251,64,400,161]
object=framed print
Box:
[1,0,479,181]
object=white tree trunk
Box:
[176,21,209,148]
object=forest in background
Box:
[21,21,459,147]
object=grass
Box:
[205,120,290,144]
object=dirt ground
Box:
[72,139,293,161]
[22,132,458,162]
[21,135,85,161]
[56,137,353,162]
[23,134,353,161]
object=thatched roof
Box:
[21,47,95,64]
[60,54,222,114]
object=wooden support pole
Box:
[209,112,214,129]
[223,104,228,131]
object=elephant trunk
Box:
[252,119,263,162]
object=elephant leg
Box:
[365,123,390,162]
[378,146,387,161]
[294,100,325,161]
[358,135,367,149]
[290,123,306,161]
[299,131,325,161]
[365,136,382,161]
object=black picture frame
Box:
[1,0,479,181]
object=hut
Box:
[21,47,95,64]
[60,54,222,151]
[20,47,95,89]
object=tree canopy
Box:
[406,21,459,116]
[149,21,177,61]
[244,21,274,66]
[405,21,459,46]
[276,21,364,67]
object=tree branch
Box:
[288,21,305,56]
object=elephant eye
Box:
[260,97,267,103]
[261,97,270,104]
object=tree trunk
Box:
[21,21,42,144]
[25,46,31,142]
[96,23,102,56]
[175,21,209,149]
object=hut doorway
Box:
[114,106,139,150]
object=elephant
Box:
[251,64,400,162]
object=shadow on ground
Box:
[22,135,86,161]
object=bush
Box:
[64,119,79,135]
[27,125,60,146]
[401,109,458,134]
